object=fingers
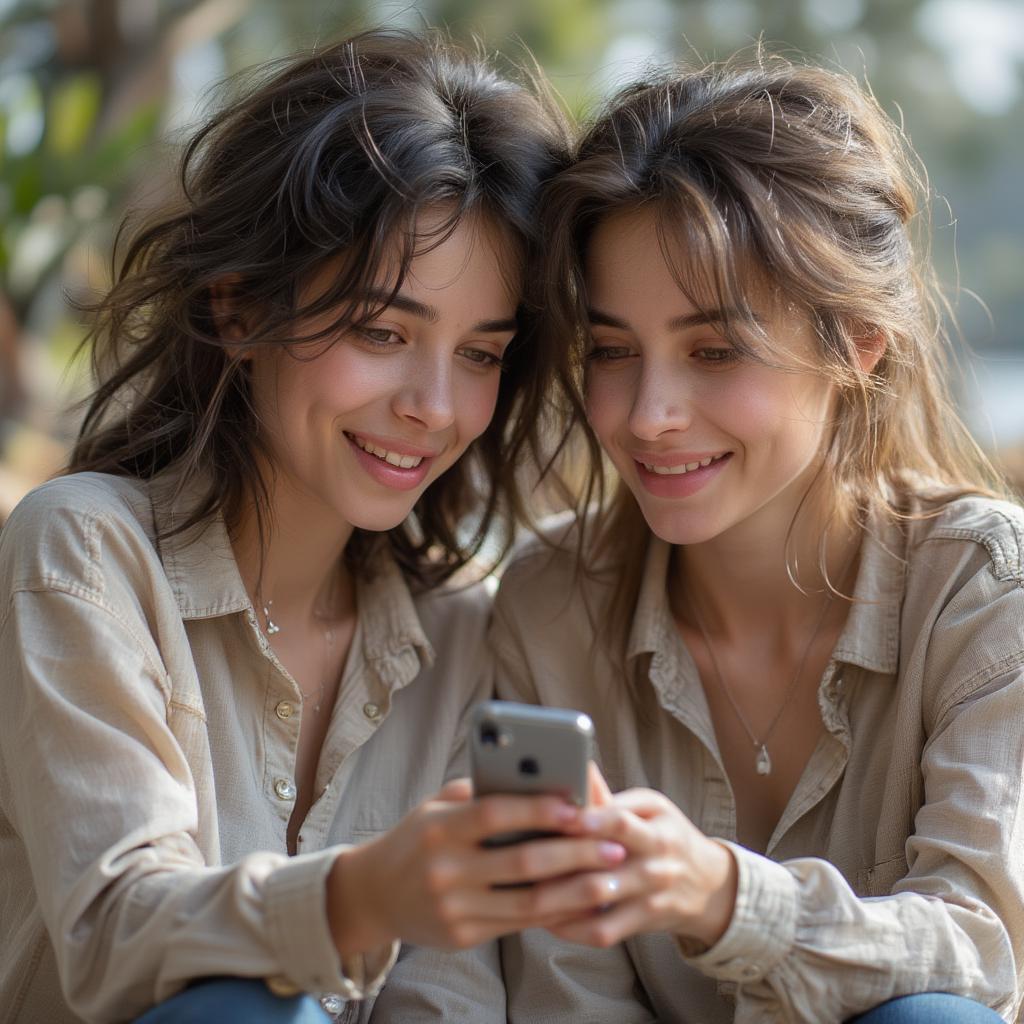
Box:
[442,859,628,928]
[436,777,474,801]
[524,851,683,924]
[608,787,678,820]
[587,761,614,807]
[574,805,660,856]
[476,835,627,887]
[547,894,664,948]
[441,793,582,846]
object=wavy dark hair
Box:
[68,28,572,588]
[539,48,1008,637]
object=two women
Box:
[1,28,1020,1024]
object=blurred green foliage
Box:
[1,0,1023,515]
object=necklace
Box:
[260,598,334,715]
[687,592,833,776]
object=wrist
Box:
[326,845,398,957]
[680,837,738,948]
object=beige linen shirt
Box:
[0,471,492,1024]
[376,494,1024,1022]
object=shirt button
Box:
[738,963,759,980]
[320,994,344,1014]
[363,702,382,721]
[275,700,296,720]
[274,778,296,801]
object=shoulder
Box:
[493,511,612,643]
[0,472,159,600]
[898,494,1024,722]
[415,575,494,647]
[908,493,1024,584]
[499,511,587,596]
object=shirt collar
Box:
[625,509,905,676]
[150,472,252,620]
[149,472,435,674]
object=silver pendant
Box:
[262,602,281,636]
[755,744,772,776]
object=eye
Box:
[694,345,739,365]
[586,344,633,363]
[460,346,506,371]
[354,325,402,347]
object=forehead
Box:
[301,207,522,314]
[402,211,520,308]
[585,207,703,314]
[584,205,780,322]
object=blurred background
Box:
[1,0,1023,521]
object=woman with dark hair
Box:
[485,51,1024,1022]
[0,29,624,1024]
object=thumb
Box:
[437,776,474,802]
[587,761,614,807]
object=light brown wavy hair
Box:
[68,28,573,588]
[539,49,1009,636]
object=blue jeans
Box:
[133,978,330,1023]
[848,993,1003,1023]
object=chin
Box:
[347,507,416,533]
[636,502,727,548]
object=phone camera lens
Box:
[518,757,540,776]
[480,722,500,746]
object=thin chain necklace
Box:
[260,599,336,715]
[687,591,833,776]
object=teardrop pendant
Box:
[755,744,772,776]
[262,601,280,636]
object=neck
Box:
[668,482,859,643]
[231,466,356,628]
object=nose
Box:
[627,361,692,441]
[392,352,456,433]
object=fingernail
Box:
[599,841,626,863]
[556,803,580,824]
[581,811,602,831]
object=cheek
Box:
[728,373,833,460]
[584,373,627,440]
[455,373,503,444]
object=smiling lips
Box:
[345,431,439,491]
[633,451,731,497]
[639,453,725,476]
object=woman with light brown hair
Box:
[485,52,1024,1022]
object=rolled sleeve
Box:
[687,841,798,984]
[263,848,398,1000]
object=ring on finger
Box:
[597,875,620,913]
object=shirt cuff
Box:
[263,847,399,1000]
[685,840,798,985]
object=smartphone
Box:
[470,700,594,849]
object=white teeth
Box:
[352,436,423,469]
[641,455,722,475]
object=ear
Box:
[852,326,886,375]
[208,275,253,349]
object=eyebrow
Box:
[586,307,758,332]
[362,289,518,333]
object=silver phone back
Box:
[470,700,594,807]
